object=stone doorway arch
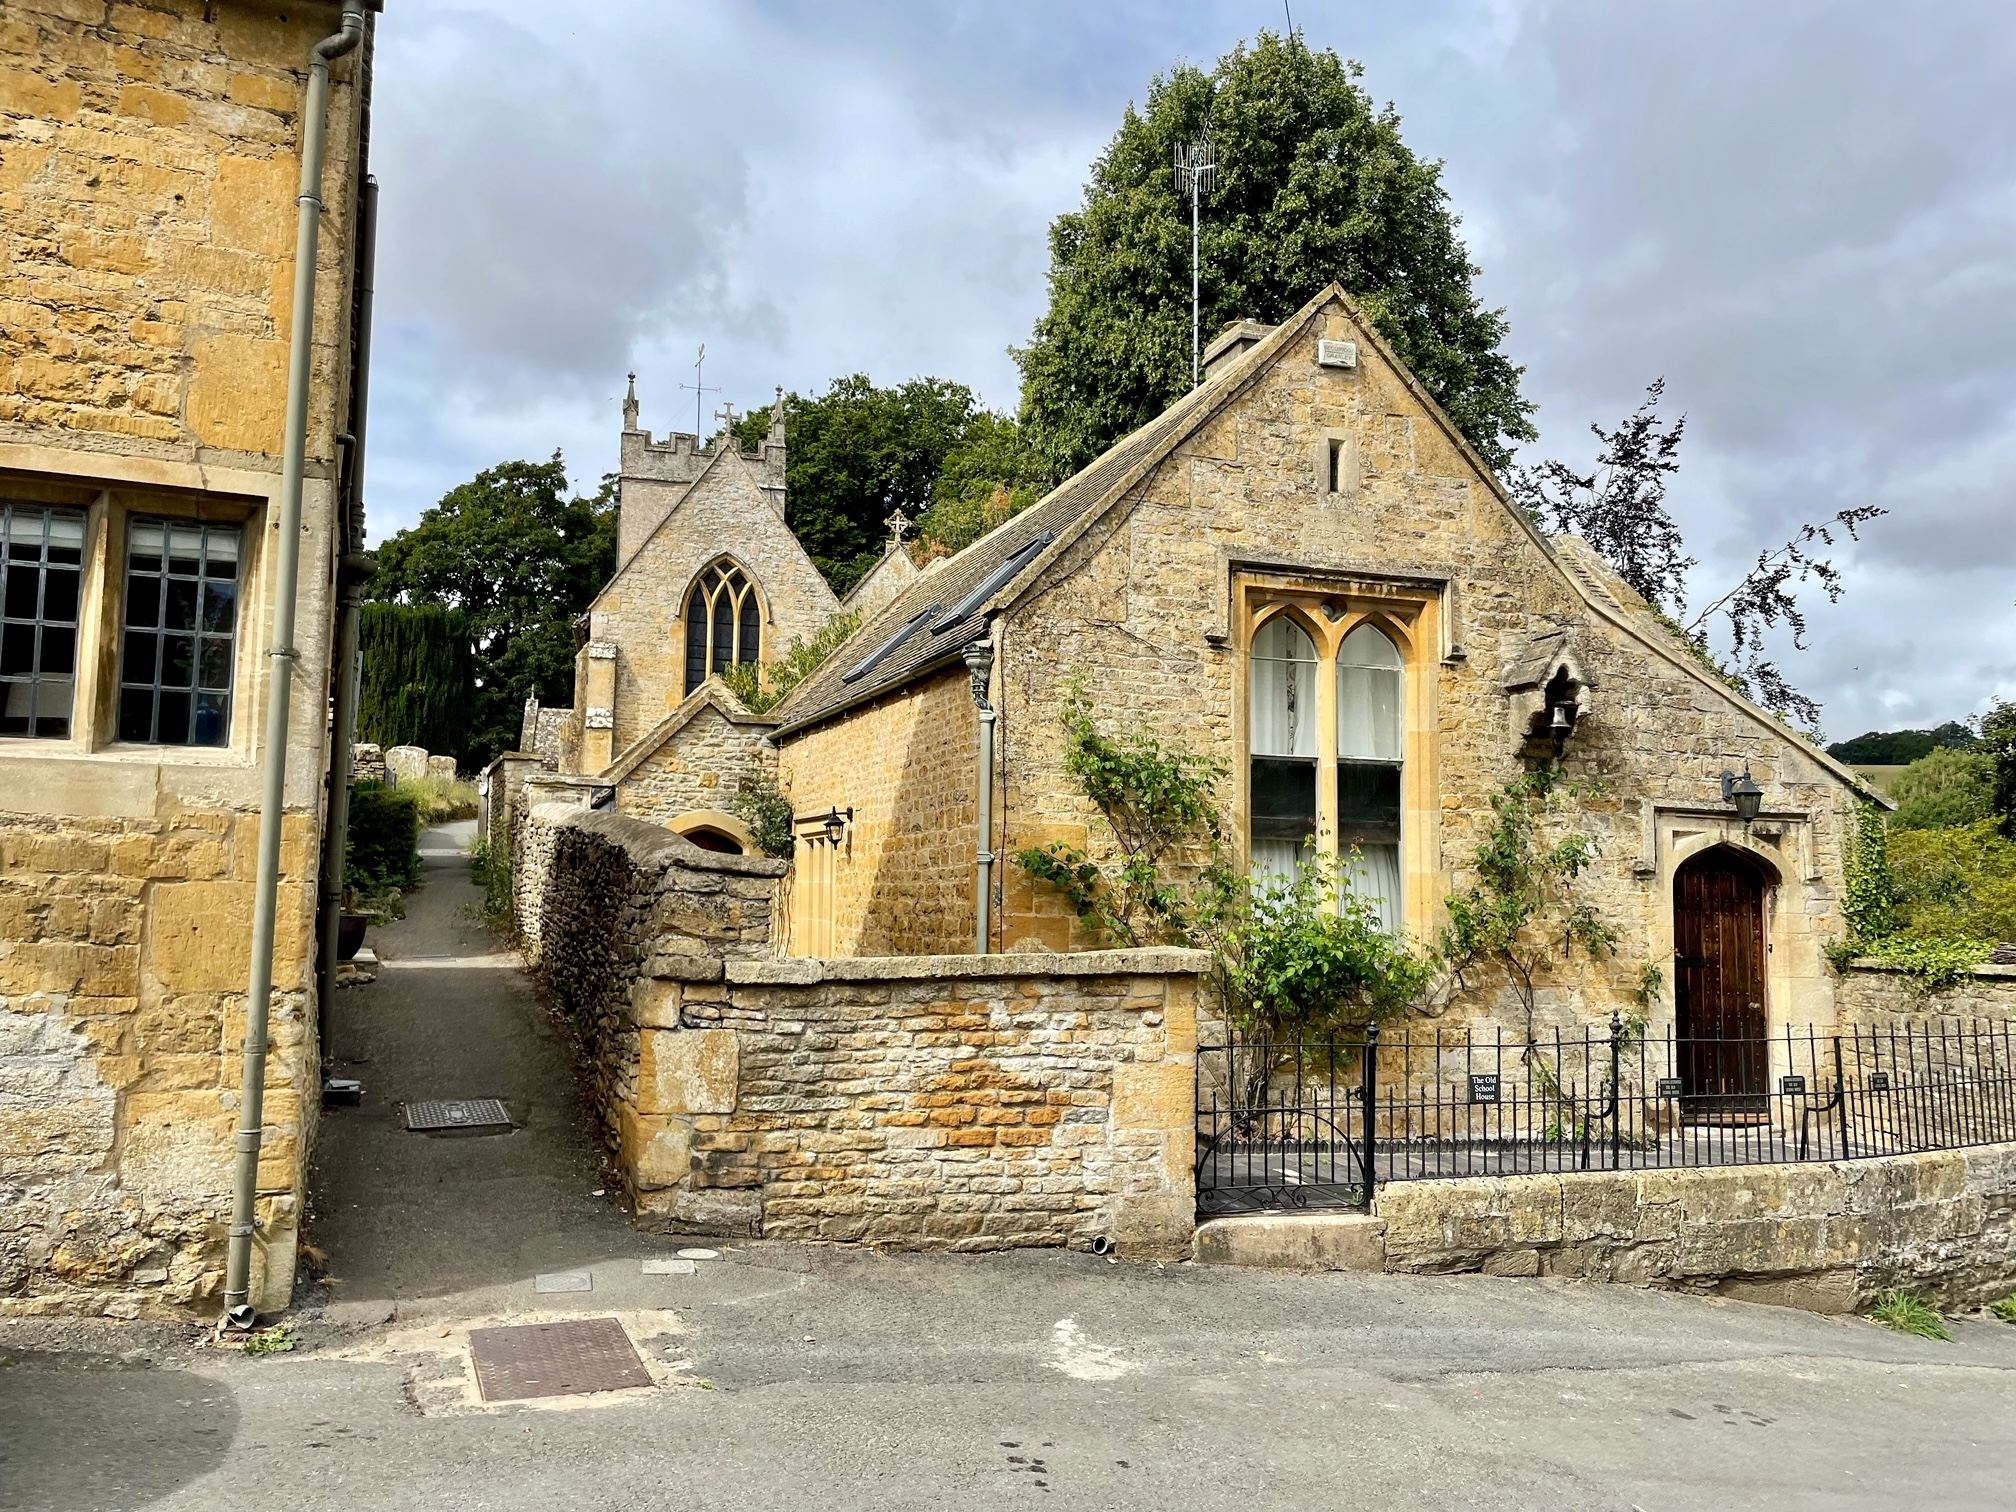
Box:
[1673,844,1772,1121]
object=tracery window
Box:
[684,561,761,696]
[1248,610,1405,933]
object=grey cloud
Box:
[362,1,2016,730]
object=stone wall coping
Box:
[1848,959,2016,981]
[531,801,789,879]
[727,948,1211,985]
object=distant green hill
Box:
[1827,721,1976,766]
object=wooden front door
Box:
[1673,847,1769,1119]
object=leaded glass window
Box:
[1249,614,1318,879]
[118,518,240,747]
[683,562,760,696]
[0,505,85,739]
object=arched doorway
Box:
[1673,845,1770,1120]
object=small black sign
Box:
[1467,1073,1501,1105]
[1780,1075,1808,1096]
[1868,1071,1892,1092]
[1655,1078,1684,1099]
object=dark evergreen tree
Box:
[367,454,615,769]
[356,603,476,764]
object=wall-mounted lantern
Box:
[821,805,852,846]
[1720,765,1764,825]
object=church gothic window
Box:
[1248,609,1405,934]
[684,561,761,696]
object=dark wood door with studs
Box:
[1673,847,1769,1120]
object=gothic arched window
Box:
[1249,614,1318,880]
[684,562,761,696]
[1336,622,1403,934]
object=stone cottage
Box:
[0,0,377,1317]
[529,377,922,850]
[765,285,1882,1053]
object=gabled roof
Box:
[589,439,782,617]
[768,306,1326,735]
[769,283,1886,804]
[600,679,774,783]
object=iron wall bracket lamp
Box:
[792,806,854,846]
[1720,766,1764,825]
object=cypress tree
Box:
[357,602,476,767]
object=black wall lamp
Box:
[821,805,852,845]
[1720,765,1764,825]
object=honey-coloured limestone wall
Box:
[0,1,372,1319]
[513,802,1206,1257]
[776,289,1866,1054]
[776,666,982,957]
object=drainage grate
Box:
[467,1317,652,1402]
[404,1098,511,1133]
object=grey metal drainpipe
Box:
[313,172,379,1056]
[223,1,367,1330]
[963,637,997,955]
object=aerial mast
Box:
[1174,138,1217,387]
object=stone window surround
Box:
[679,553,769,696]
[0,468,266,762]
[1638,804,1836,1055]
[1233,568,1445,938]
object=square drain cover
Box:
[468,1317,652,1402]
[404,1098,511,1133]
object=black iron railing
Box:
[1195,1018,2016,1216]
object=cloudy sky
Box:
[365,0,2015,738]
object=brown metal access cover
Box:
[468,1317,652,1402]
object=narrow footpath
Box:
[307,821,636,1306]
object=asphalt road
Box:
[3,828,2011,1512]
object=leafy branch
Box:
[1512,379,1885,729]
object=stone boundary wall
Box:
[1364,1143,2016,1311]
[1201,1144,2016,1313]
[514,803,1206,1256]
[1839,962,2016,1026]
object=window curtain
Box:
[1343,844,1403,935]
[1251,615,1317,757]
[1337,623,1401,759]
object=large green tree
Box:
[1017,31,1535,476]
[733,377,1047,592]
[367,454,615,769]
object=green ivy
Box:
[1849,934,1993,993]
[1436,765,1619,1039]
[718,610,861,715]
[1226,860,1433,1034]
[1842,800,1899,946]
[732,760,795,860]
[1011,679,1230,947]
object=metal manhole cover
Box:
[467,1317,652,1401]
[404,1098,511,1133]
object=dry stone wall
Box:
[1839,963,2016,1026]
[515,803,1205,1256]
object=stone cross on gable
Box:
[884,509,911,549]
[714,401,739,434]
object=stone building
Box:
[534,377,902,852]
[0,1,375,1317]
[767,286,1882,1053]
